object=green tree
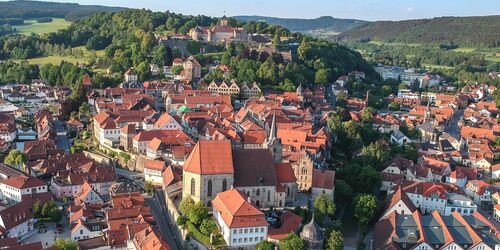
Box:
[360,107,375,123]
[361,142,389,164]
[334,179,353,202]
[53,239,78,250]
[152,45,173,67]
[279,233,305,250]
[354,194,377,225]
[200,219,218,236]
[188,201,210,225]
[172,65,183,75]
[179,196,195,215]
[326,230,344,250]
[144,182,154,195]
[314,193,336,217]
[4,149,26,170]
[49,207,62,222]
[256,240,275,250]
[273,33,280,46]
[388,101,401,111]
[315,68,329,85]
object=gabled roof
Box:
[312,169,335,190]
[211,188,267,228]
[1,175,45,189]
[183,140,234,175]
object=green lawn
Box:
[13,18,71,35]
[14,46,105,65]
[15,55,85,65]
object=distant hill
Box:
[335,15,500,48]
[233,15,368,38]
[0,0,124,21]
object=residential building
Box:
[374,210,500,249]
[143,159,165,186]
[212,188,268,248]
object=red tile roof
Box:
[183,140,234,175]
[211,188,267,228]
[1,175,45,189]
[312,169,335,190]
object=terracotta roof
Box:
[183,140,234,175]
[1,175,45,189]
[267,211,302,240]
[384,186,417,216]
[312,169,335,190]
[275,163,296,183]
[144,160,165,171]
[211,188,267,228]
[162,165,182,187]
[0,200,33,230]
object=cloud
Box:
[406,7,414,12]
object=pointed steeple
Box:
[268,110,277,143]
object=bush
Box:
[176,216,187,227]
[200,219,218,236]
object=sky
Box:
[6,0,500,21]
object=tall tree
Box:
[326,230,344,250]
[354,194,377,225]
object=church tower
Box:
[265,111,283,163]
[424,99,432,123]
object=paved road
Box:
[54,120,70,152]
[445,108,464,140]
[145,190,183,250]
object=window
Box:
[260,227,264,233]
[207,179,212,196]
[222,179,227,191]
[256,189,260,196]
[267,190,270,202]
[190,178,196,195]
[249,228,253,233]
[80,230,83,234]
[244,229,248,233]
[233,229,237,234]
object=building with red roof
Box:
[212,188,267,248]
[0,175,48,203]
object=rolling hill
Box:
[233,15,368,38]
[335,15,500,48]
[0,0,124,21]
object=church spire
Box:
[269,110,277,143]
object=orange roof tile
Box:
[211,189,267,228]
[183,140,234,175]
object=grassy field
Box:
[368,41,422,47]
[13,18,71,35]
[14,46,105,65]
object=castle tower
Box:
[219,15,229,27]
[265,111,283,163]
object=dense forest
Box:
[234,15,367,38]
[0,0,124,21]
[346,42,494,70]
[336,15,500,48]
[0,8,374,89]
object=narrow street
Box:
[444,108,464,140]
[145,189,183,250]
[54,120,70,152]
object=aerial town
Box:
[0,1,499,250]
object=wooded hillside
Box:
[336,15,500,48]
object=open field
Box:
[13,18,71,35]
[14,46,105,65]
[368,41,422,47]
